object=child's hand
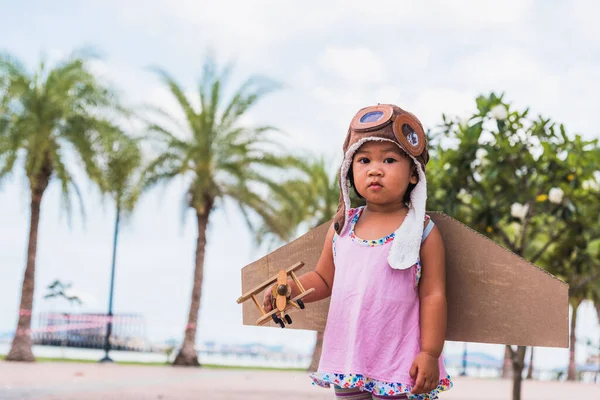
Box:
[409,352,440,395]
[262,285,274,312]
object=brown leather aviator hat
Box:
[333,104,430,271]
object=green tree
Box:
[43,279,83,305]
[0,50,129,362]
[141,56,299,366]
[541,177,600,380]
[427,92,600,400]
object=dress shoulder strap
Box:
[422,218,435,243]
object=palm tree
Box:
[142,56,300,366]
[99,134,142,362]
[0,50,128,362]
[255,155,341,244]
[255,155,344,371]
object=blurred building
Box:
[32,312,149,352]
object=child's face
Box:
[352,140,417,206]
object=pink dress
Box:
[310,207,453,399]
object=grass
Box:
[0,355,305,371]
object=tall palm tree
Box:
[255,155,345,371]
[99,134,142,362]
[0,50,128,362]
[142,57,299,366]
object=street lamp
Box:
[460,342,468,376]
[99,206,120,363]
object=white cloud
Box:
[320,47,388,84]
[411,89,476,128]
[571,0,600,44]
[454,46,545,89]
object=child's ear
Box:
[410,165,419,185]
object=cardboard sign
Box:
[239,213,569,348]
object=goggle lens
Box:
[359,111,384,123]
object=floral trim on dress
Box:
[309,372,453,399]
[332,232,339,258]
[415,260,422,287]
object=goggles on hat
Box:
[349,104,426,158]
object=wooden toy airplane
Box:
[236,261,315,328]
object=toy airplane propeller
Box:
[237,213,569,348]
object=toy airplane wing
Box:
[239,212,569,348]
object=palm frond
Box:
[138,104,186,134]
[223,184,290,241]
[148,67,198,127]
[219,75,280,132]
[140,151,185,192]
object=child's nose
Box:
[368,166,383,176]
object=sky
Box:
[1,0,600,369]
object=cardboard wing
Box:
[240,212,569,348]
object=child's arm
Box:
[410,222,447,394]
[263,224,336,312]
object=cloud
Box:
[412,89,476,127]
[320,47,388,84]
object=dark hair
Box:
[347,159,417,205]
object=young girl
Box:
[264,104,453,399]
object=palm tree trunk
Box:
[567,299,582,381]
[596,302,600,384]
[308,331,324,371]
[173,206,211,366]
[6,170,50,362]
[511,345,526,400]
[526,347,534,379]
[502,345,512,378]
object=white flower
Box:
[582,179,599,191]
[490,104,508,121]
[457,189,472,204]
[511,202,529,220]
[443,163,451,170]
[475,148,490,167]
[476,148,488,160]
[548,187,564,204]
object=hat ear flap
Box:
[342,128,351,152]
[334,165,345,234]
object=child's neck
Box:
[364,201,408,215]
[354,201,409,240]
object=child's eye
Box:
[384,158,397,163]
[357,157,370,164]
